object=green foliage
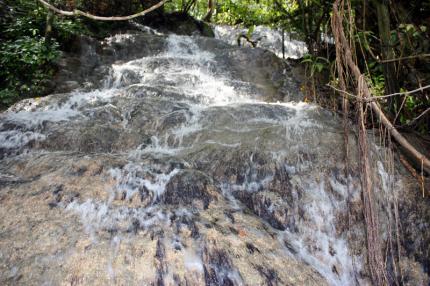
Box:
[0,37,59,101]
[52,18,88,44]
[368,73,385,98]
[0,0,148,108]
[392,23,430,62]
[0,89,19,106]
[0,0,88,108]
[399,90,428,133]
[301,54,329,77]
[216,0,275,26]
[165,0,288,27]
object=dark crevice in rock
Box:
[203,241,241,286]
[164,170,220,209]
[254,265,280,286]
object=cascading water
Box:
[214,25,308,59]
[0,28,426,285]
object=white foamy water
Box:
[66,199,169,237]
[184,248,204,273]
[109,163,180,203]
[0,130,45,150]
[0,32,311,157]
[105,34,251,107]
[279,178,359,286]
[0,87,122,155]
[215,152,363,286]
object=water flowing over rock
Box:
[0,27,429,286]
[214,25,308,59]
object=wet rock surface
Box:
[213,25,308,59]
[143,12,215,38]
[0,27,429,285]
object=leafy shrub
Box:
[301,54,329,77]
[0,0,87,108]
[0,37,60,105]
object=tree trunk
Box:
[375,0,399,113]
[282,29,285,59]
[203,0,215,22]
[297,0,311,52]
[45,11,54,45]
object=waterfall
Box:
[0,29,421,285]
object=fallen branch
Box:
[37,0,167,21]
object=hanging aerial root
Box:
[37,0,168,21]
[332,1,388,284]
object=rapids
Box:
[0,26,428,285]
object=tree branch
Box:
[378,53,430,63]
[37,0,168,21]
[404,107,430,127]
[327,84,430,102]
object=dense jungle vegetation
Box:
[0,0,429,135]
